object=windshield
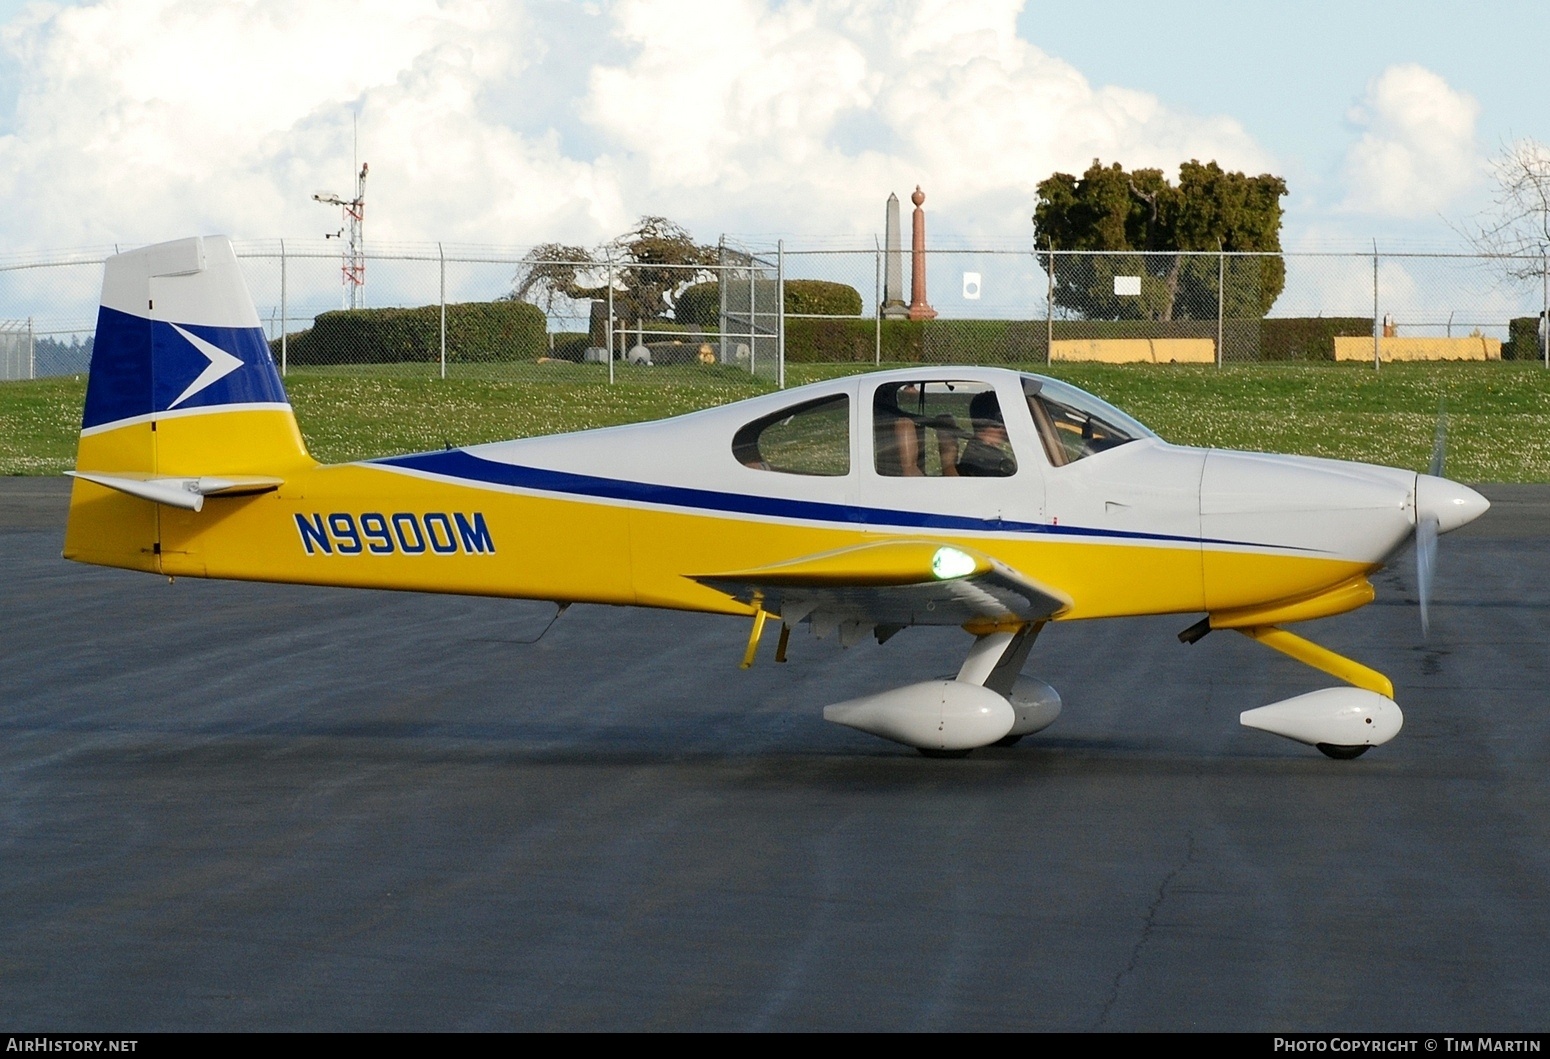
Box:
[1021,374,1156,467]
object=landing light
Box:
[931,546,977,580]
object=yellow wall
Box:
[1050,338,1216,364]
[1334,336,1502,362]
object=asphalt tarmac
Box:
[3,477,1547,1031]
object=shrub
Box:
[275,300,547,365]
[526,312,1404,365]
[674,283,721,327]
[674,279,863,326]
[1505,316,1543,361]
[546,332,591,362]
[783,280,864,317]
[1258,317,1372,361]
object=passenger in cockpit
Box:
[874,384,926,476]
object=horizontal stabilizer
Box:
[68,471,283,512]
[693,539,1071,628]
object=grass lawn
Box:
[5,360,1550,481]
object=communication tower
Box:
[313,161,369,309]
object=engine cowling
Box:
[823,680,1016,751]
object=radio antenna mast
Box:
[312,115,368,309]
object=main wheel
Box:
[1317,743,1371,760]
[993,734,1024,747]
[918,747,973,759]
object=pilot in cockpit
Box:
[950,390,1016,477]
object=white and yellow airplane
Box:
[64,236,1489,758]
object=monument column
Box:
[908,185,937,321]
[881,192,908,320]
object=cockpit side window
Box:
[732,394,850,475]
[1022,376,1151,467]
[873,381,1016,477]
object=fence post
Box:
[1542,250,1548,369]
[1045,247,1054,365]
[874,241,882,366]
[27,316,34,380]
[607,256,615,385]
[718,237,727,366]
[279,239,287,377]
[438,242,446,381]
[776,239,785,388]
[1216,243,1224,368]
[1372,242,1380,370]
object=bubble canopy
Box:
[1020,374,1156,467]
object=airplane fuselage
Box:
[67,370,1431,630]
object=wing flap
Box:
[692,539,1071,629]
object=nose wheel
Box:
[1317,743,1370,760]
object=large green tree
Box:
[1033,160,1288,321]
[510,216,721,324]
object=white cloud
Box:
[584,0,1273,238]
[0,0,1274,253]
[0,0,617,248]
[1341,63,1481,217]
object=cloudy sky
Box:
[0,0,1542,254]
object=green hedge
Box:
[276,301,547,365]
[547,331,591,361]
[779,316,1385,363]
[675,279,863,326]
[1505,316,1544,361]
[674,283,724,326]
[1258,317,1372,361]
[783,319,1049,363]
[785,280,863,317]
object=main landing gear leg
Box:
[1234,624,1402,758]
[954,624,1042,748]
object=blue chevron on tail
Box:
[82,235,290,433]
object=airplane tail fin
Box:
[65,235,315,571]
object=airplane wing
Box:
[691,540,1072,642]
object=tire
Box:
[993,734,1024,747]
[918,747,973,759]
[1317,743,1371,760]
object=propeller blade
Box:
[1417,513,1438,638]
[1428,400,1447,478]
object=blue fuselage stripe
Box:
[375,449,1294,550]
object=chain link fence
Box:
[3,241,1548,382]
[783,246,1550,367]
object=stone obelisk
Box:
[881,192,908,320]
[907,186,937,321]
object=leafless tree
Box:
[1460,139,1550,281]
[508,218,719,323]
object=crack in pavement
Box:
[1093,830,1198,1031]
